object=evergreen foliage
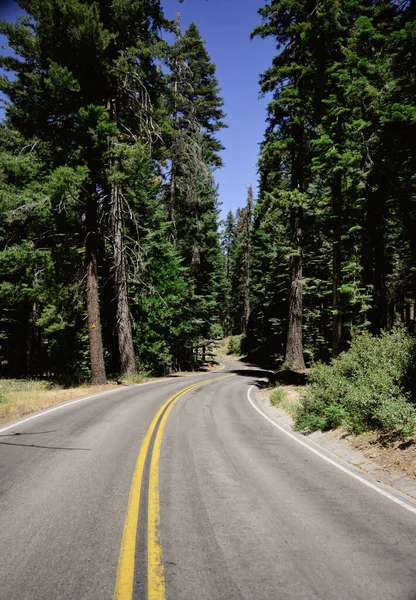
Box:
[164,19,226,369]
[296,329,416,436]
[0,3,226,380]
[1,0,415,397]
[221,187,253,337]
[249,0,416,373]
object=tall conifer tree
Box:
[0,0,168,382]
[252,0,320,371]
[165,20,226,367]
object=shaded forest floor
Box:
[265,385,416,492]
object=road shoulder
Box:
[0,362,226,429]
[255,386,416,502]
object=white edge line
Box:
[0,367,227,435]
[0,382,148,434]
[247,385,416,517]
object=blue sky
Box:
[161,0,274,218]
[0,0,274,219]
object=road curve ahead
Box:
[1,359,416,600]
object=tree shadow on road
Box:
[0,430,57,437]
[230,360,308,390]
[0,439,91,451]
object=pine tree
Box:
[227,188,253,334]
[0,125,90,381]
[221,209,235,335]
[102,2,168,376]
[1,1,110,383]
[164,20,226,367]
[251,0,416,370]
[252,0,321,371]
[241,186,253,333]
[0,0,169,382]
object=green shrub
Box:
[227,335,245,356]
[295,328,416,436]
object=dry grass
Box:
[267,385,302,417]
[118,373,154,385]
[212,337,230,357]
[0,379,119,425]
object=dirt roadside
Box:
[0,382,121,425]
[0,362,225,426]
[260,386,416,501]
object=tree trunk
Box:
[241,241,250,333]
[107,98,137,378]
[285,234,305,371]
[362,182,388,334]
[86,191,107,385]
[169,163,176,223]
[332,171,342,357]
[242,296,250,334]
[110,181,137,377]
[241,186,253,334]
[285,123,306,372]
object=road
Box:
[1,359,416,600]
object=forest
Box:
[0,0,415,409]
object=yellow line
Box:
[147,386,188,599]
[114,375,233,600]
[113,397,162,600]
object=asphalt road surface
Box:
[1,358,416,600]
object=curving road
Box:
[1,359,416,600]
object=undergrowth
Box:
[270,387,286,407]
[295,328,416,438]
[227,335,245,356]
[119,372,152,384]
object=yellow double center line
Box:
[114,375,233,600]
